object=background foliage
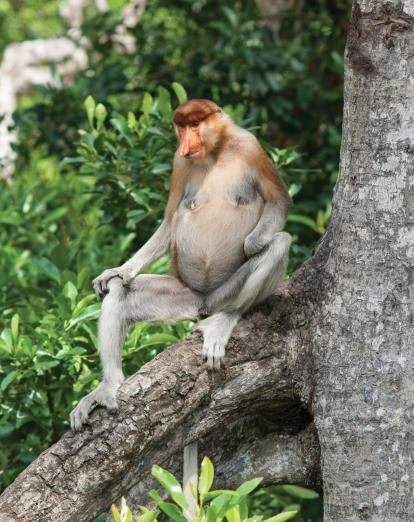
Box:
[0,0,351,519]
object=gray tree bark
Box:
[0,1,413,520]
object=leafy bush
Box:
[110,457,309,522]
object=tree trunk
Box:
[310,1,414,519]
[0,1,413,520]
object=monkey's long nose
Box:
[178,130,192,157]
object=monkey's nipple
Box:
[190,199,197,210]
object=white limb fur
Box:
[70,275,202,430]
[197,312,241,370]
[71,232,291,428]
[121,218,171,276]
[197,231,291,369]
[93,219,172,298]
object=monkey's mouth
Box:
[185,150,202,158]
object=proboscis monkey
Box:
[70,99,292,432]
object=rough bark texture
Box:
[310,1,414,519]
[0,287,320,521]
[0,0,413,520]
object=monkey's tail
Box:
[183,441,198,518]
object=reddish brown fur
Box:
[171,98,291,213]
[173,99,221,126]
[254,147,291,209]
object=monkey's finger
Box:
[97,392,118,413]
[70,396,94,431]
[93,277,104,297]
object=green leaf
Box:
[288,183,302,198]
[137,333,179,349]
[151,465,188,510]
[111,504,122,522]
[95,103,107,130]
[225,506,242,522]
[236,477,263,497]
[50,243,71,269]
[209,493,233,518]
[68,303,101,327]
[111,117,130,141]
[120,497,133,522]
[156,87,172,119]
[84,95,96,128]
[136,511,158,522]
[11,314,19,344]
[172,82,188,105]
[262,510,299,522]
[32,257,61,283]
[282,485,319,499]
[1,370,19,392]
[157,502,186,522]
[0,328,12,349]
[127,111,137,130]
[203,490,237,501]
[0,424,15,439]
[222,6,238,28]
[63,281,78,302]
[150,489,163,505]
[205,505,218,522]
[199,456,214,496]
[142,92,153,115]
[287,214,319,233]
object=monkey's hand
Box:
[70,381,120,431]
[93,266,134,299]
[244,232,268,258]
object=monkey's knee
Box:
[100,277,126,320]
[107,276,124,293]
[272,232,292,251]
[266,232,292,264]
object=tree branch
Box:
[0,279,316,521]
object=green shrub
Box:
[110,457,310,522]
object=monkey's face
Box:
[173,99,222,160]
[175,120,205,159]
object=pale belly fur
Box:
[173,197,262,293]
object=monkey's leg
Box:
[70,275,202,430]
[197,232,292,369]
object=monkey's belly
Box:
[174,201,261,293]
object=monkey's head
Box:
[173,99,226,160]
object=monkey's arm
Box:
[93,219,172,299]
[244,201,287,257]
[244,162,291,258]
[93,166,186,299]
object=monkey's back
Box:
[171,160,263,293]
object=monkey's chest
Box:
[173,189,262,292]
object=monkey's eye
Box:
[190,122,199,128]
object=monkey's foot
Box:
[70,382,120,431]
[196,312,240,370]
